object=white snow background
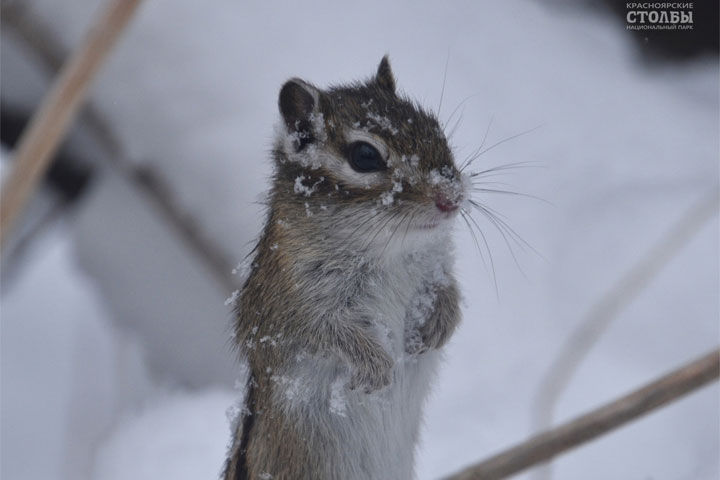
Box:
[1,1,718,479]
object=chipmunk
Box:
[223,56,466,480]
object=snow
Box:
[294,175,325,197]
[330,377,349,417]
[1,1,717,480]
[380,190,396,206]
[294,175,313,196]
[272,374,312,405]
[366,111,399,135]
[224,289,240,306]
[93,390,235,480]
[1,228,155,480]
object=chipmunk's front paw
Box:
[348,348,393,394]
[405,319,454,355]
[404,327,427,355]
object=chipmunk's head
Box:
[272,56,467,256]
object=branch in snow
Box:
[530,189,719,479]
[0,0,144,247]
[444,348,720,480]
[1,2,240,294]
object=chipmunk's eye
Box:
[348,141,386,173]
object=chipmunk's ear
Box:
[279,78,319,150]
[375,55,396,94]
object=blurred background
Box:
[1,1,718,479]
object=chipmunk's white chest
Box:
[350,275,442,480]
[277,240,452,480]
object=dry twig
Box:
[0,0,143,248]
[1,3,239,292]
[1,1,124,159]
[531,189,719,479]
[445,348,720,480]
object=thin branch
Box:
[1,1,124,160]
[1,2,65,71]
[0,0,144,248]
[1,3,240,293]
[531,188,719,479]
[130,166,240,291]
[444,348,720,480]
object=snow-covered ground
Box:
[1,1,718,479]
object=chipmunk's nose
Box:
[435,193,459,213]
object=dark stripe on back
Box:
[235,375,256,480]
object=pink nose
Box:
[435,194,458,212]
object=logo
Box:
[626,2,694,30]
